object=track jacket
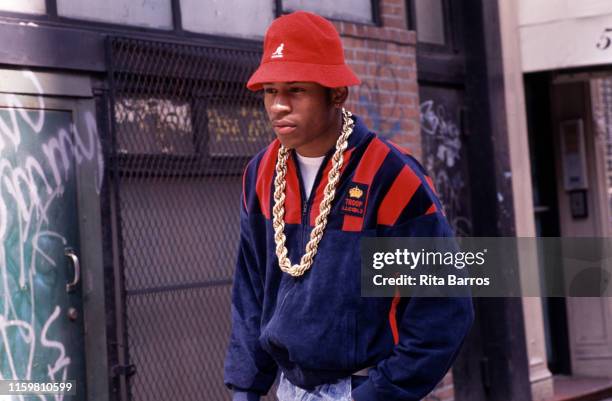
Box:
[224,115,474,401]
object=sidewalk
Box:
[547,376,612,401]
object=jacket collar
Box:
[290,114,371,161]
[346,114,370,151]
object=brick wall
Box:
[335,0,421,160]
[336,1,456,400]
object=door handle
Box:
[64,248,80,293]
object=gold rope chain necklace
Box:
[272,108,355,277]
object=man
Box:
[224,10,473,401]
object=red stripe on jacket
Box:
[285,155,302,224]
[377,166,421,226]
[390,139,439,214]
[389,291,401,345]
[423,176,444,216]
[308,148,355,226]
[342,139,389,232]
[255,140,280,219]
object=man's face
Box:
[263,82,340,157]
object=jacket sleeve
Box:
[352,211,474,400]
[224,173,278,400]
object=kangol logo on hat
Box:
[271,43,284,59]
[246,11,361,91]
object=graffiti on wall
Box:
[0,71,103,400]
[353,63,404,140]
[420,99,473,236]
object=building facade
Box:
[515,0,612,392]
[0,0,546,400]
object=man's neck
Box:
[295,111,343,157]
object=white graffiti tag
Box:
[420,100,462,168]
[0,70,104,400]
[420,99,472,236]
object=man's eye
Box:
[264,88,276,94]
[289,87,305,93]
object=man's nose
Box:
[270,94,291,114]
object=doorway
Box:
[524,72,571,375]
[525,70,612,378]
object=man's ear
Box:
[330,87,349,108]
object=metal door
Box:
[0,95,87,399]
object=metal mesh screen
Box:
[106,37,275,401]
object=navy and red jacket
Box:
[224,115,474,401]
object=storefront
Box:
[520,0,612,389]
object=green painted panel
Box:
[0,107,86,400]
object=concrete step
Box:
[547,376,612,401]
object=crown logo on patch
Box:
[349,186,363,199]
[271,43,284,59]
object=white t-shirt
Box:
[296,153,325,199]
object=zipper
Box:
[292,150,334,250]
[275,151,332,315]
[292,152,308,248]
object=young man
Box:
[224,11,474,401]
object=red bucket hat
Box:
[246,11,361,91]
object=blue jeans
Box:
[276,373,352,401]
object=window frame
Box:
[107,37,270,178]
[279,0,382,26]
[406,0,456,54]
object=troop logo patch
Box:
[341,182,369,217]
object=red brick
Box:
[350,63,368,76]
[386,53,406,65]
[400,30,417,44]
[382,15,406,29]
[377,80,399,92]
[397,79,418,91]
[402,97,417,109]
[367,39,384,50]
[395,68,417,80]
[366,63,379,76]
[351,48,367,59]
[340,37,354,49]
[365,25,382,39]
[381,3,403,14]
[401,118,418,132]
[404,106,420,119]
[354,23,366,37]
[334,5,423,159]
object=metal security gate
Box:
[106,37,273,401]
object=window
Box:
[108,37,273,176]
[57,0,172,30]
[0,0,45,14]
[413,0,446,45]
[408,0,451,47]
[283,0,376,24]
[180,0,274,38]
[115,97,195,155]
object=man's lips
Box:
[273,120,297,135]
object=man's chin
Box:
[276,137,298,150]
